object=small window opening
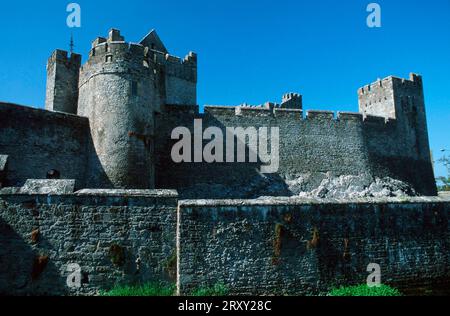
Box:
[46,169,61,179]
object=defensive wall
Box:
[0,189,178,295]
[1,96,436,198]
[0,189,448,295]
[0,103,90,189]
[155,100,437,198]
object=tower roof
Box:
[139,29,168,53]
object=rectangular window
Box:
[131,81,138,96]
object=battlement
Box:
[358,73,425,121]
[337,112,363,121]
[48,49,81,66]
[358,73,422,95]
[273,108,303,119]
[391,73,423,88]
[163,52,197,65]
[236,106,273,117]
[281,92,302,109]
[202,104,394,128]
[88,41,146,61]
[80,31,154,86]
[86,29,153,69]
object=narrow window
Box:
[131,81,138,96]
[106,55,112,62]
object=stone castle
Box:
[0,28,437,197]
[1,29,447,296]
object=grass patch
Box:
[100,283,175,296]
[191,283,228,296]
[328,284,402,296]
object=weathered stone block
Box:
[20,179,76,194]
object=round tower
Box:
[78,29,157,189]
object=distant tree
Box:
[437,153,450,191]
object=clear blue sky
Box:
[0,0,449,178]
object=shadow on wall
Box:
[0,216,68,296]
[361,119,437,196]
[83,131,114,189]
[0,102,114,190]
[155,108,291,199]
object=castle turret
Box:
[78,29,157,189]
[45,50,81,114]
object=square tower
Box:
[45,50,81,114]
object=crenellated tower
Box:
[77,29,158,189]
[358,73,431,161]
[75,28,197,189]
[45,50,81,114]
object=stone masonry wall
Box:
[177,197,450,295]
[0,103,90,189]
[155,104,436,198]
[0,190,178,295]
[1,192,448,296]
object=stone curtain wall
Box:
[155,105,436,198]
[0,103,90,189]
[0,190,178,295]
[177,198,450,295]
[0,192,448,296]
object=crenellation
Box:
[91,37,107,48]
[108,28,125,42]
[165,54,181,63]
[204,105,237,117]
[183,51,197,64]
[337,111,363,122]
[235,106,273,117]
[273,108,303,119]
[306,110,335,120]
[363,114,387,124]
[280,92,302,109]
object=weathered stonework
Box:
[0,28,437,197]
[0,190,178,295]
[0,193,448,295]
[0,27,445,296]
[177,197,450,295]
[45,50,81,114]
[20,179,76,195]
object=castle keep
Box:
[1,29,447,296]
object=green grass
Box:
[191,283,228,296]
[328,284,402,296]
[100,283,175,296]
[100,282,228,297]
